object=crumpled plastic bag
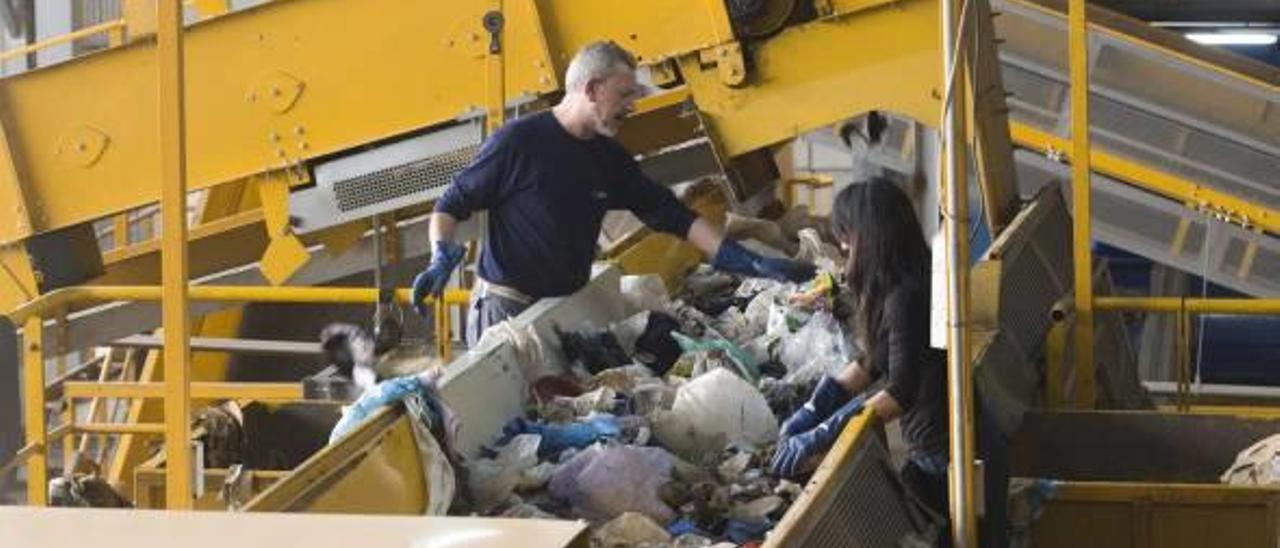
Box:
[779,311,854,384]
[653,368,779,462]
[621,274,672,313]
[671,332,759,382]
[715,307,754,344]
[793,228,843,275]
[467,433,542,512]
[549,445,678,523]
[1222,434,1280,486]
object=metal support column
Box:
[942,0,977,545]
[1069,0,1096,408]
[21,316,45,505]
[157,0,193,509]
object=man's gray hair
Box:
[564,41,637,93]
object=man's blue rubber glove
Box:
[411,240,466,316]
[713,239,817,284]
[779,376,853,438]
[770,395,865,478]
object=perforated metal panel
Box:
[973,187,1150,434]
[994,0,1280,297]
[330,144,479,213]
[775,426,941,548]
[1015,149,1280,297]
[290,121,483,234]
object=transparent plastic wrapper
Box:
[653,368,779,462]
[779,311,856,384]
[715,307,755,344]
[793,228,843,275]
[466,433,541,512]
[549,445,678,523]
[744,285,786,338]
[670,332,759,382]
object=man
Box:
[412,41,815,345]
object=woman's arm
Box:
[866,390,904,421]
[835,360,905,421]
[833,359,875,395]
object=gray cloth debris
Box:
[593,512,673,547]
[49,474,131,508]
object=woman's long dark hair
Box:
[830,177,931,356]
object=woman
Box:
[770,177,1006,547]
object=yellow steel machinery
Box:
[1,0,1279,546]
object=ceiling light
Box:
[1185,32,1278,46]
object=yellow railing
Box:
[0,19,127,65]
[1045,297,1280,411]
[8,284,469,507]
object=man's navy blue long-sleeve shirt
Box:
[434,111,697,298]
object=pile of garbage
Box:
[457,229,855,546]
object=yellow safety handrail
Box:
[1046,297,1280,412]
[11,284,470,506]
[8,285,470,325]
[0,19,127,64]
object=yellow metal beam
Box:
[10,286,469,325]
[0,245,38,312]
[106,350,161,498]
[1009,122,1280,237]
[21,316,46,505]
[765,410,881,546]
[73,423,165,435]
[0,0,560,245]
[158,0,194,509]
[1045,319,1070,408]
[64,381,308,401]
[93,209,266,286]
[680,0,941,159]
[190,0,232,17]
[1008,0,1280,93]
[1069,0,1095,410]
[0,20,127,64]
[531,0,731,74]
[942,0,977,544]
[1095,297,1280,315]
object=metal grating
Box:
[331,144,478,213]
[993,0,1280,298]
[789,429,940,547]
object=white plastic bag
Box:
[467,434,541,512]
[653,368,778,461]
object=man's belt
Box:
[475,278,536,306]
